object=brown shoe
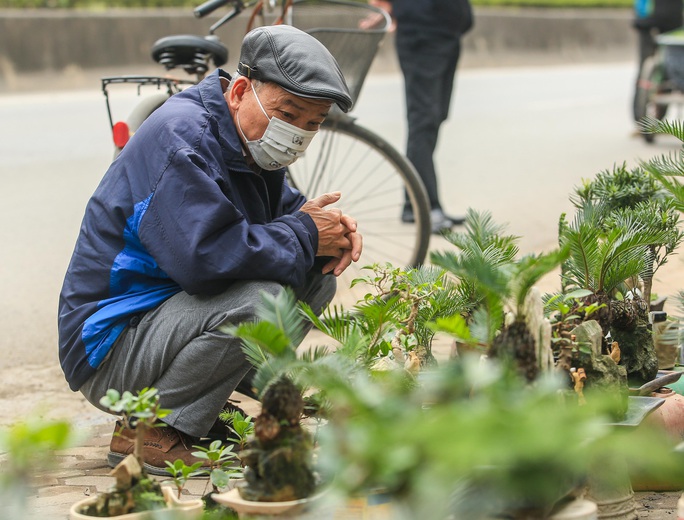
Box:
[108,421,210,476]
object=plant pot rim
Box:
[69,484,204,519]
[212,487,328,516]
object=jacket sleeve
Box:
[281,177,309,215]
[138,147,318,294]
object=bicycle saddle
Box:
[151,35,228,75]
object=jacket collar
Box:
[198,69,246,165]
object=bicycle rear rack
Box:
[101,75,195,130]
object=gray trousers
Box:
[80,272,336,438]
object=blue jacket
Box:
[58,69,318,391]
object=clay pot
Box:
[631,387,684,491]
[643,387,684,440]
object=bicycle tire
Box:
[287,116,431,307]
[634,56,668,143]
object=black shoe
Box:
[401,204,415,223]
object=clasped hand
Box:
[299,191,363,276]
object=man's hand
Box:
[299,192,363,276]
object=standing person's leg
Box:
[396,29,462,230]
[80,272,335,470]
[440,39,462,124]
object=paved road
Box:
[1,61,683,427]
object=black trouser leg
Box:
[396,29,460,210]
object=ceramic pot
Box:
[548,499,598,520]
[586,457,637,520]
[630,387,684,491]
[652,312,679,370]
[69,484,204,520]
[212,488,328,518]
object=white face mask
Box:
[237,85,318,171]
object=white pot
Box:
[212,487,327,518]
[69,485,203,519]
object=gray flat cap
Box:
[237,25,353,113]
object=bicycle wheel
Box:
[634,56,669,143]
[288,116,431,308]
[113,92,170,158]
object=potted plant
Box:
[430,209,567,383]
[69,387,204,519]
[555,199,678,387]
[212,289,335,517]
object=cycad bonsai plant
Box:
[558,201,675,384]
[570,161,683,311]
[221,288,344,503]
[430,209,567,383]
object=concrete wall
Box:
[0,6,637,80]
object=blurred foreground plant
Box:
[0,419,78,518]
[310,355,684,519]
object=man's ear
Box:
[226,76,251,111]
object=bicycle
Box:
[634,29,684,143]
[101,0,431,306]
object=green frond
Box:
[471,301,503,347]
[299,344,332,364]
[297,353,358,388]
[569,162,663,212]
[510,248,569,316]
[252,356,300,399]
[440,208,519,260]
[353,294,405,336]
[602,255,647,294]
[642,151,684,178]
[225,321,294,359]
[641,152,684,211]
[598,216,671,292]
[429,313,471,343]
[559,205,605,291]
[299,302,356,344]
[255,288,306,347]
[239,340,269,369]
[333,328,374,364]
[432,242,516,291]
[405,264,447,286]
[414,289,466,348]
[639,116,684,142]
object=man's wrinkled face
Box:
[227,78,332,144]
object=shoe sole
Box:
[107,451,172,477]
